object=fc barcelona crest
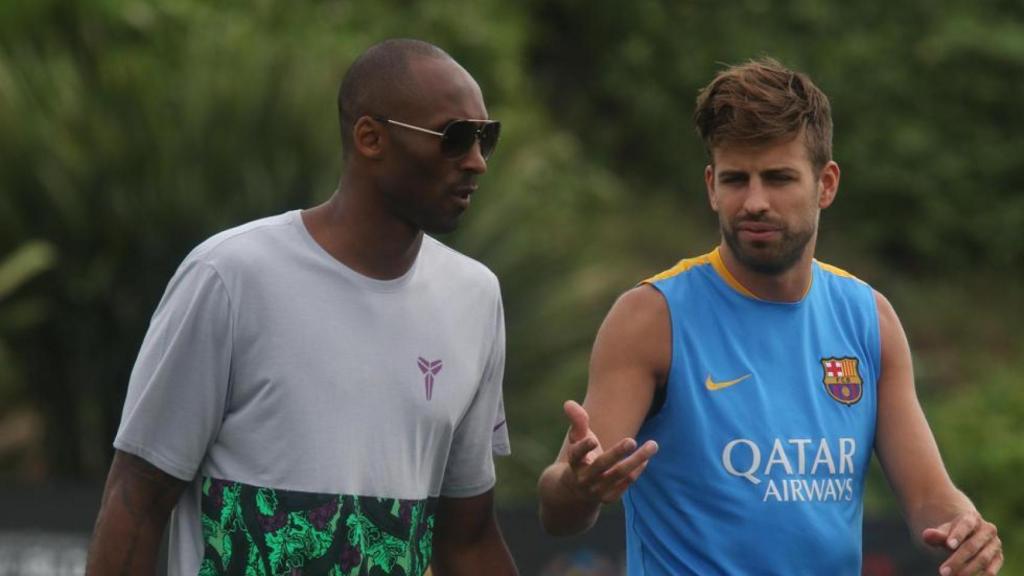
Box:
[821,357,863,405]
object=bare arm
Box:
[430,489,517,575]
[85,450,188,576]
[873,291,1002,575]
[537,285,668,536]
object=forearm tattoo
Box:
[87,452,185,575]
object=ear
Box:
[353,116,385,160]
[817,160,840,209]
[705,164,719,211]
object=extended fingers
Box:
[922,525,951,548]
[568,437,633,485]
[602,460,651,502]
[944,513,980,551]
[599,439,659,480]
[563,400,591,443]
[588,440,658,499]
[567,435,599,467]
[567,439,657,503]
[950,534,1001,576]
[986,551,1004,575]
[960,536,1003,576]
[589,437,638,470]
[939,518,1000,576]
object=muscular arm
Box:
[874,291,967,530]
[431,489,517,575]
[86,450,188,576]
[537,285,669,536]
[873,291,1002,574]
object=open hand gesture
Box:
[559,400,658,504]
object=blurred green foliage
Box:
[1,0,1021,569]
[0,241,56,405]
[927,356,1024,559]
[527,0,1024,275]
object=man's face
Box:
[705,134,839,275]
[376,57,491,234]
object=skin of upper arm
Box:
[431,489,515,574]
[556,284,671,462]
[86,450,188,575]
[434,490,496,546]
[873,290,961,526]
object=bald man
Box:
[86,39,516,576]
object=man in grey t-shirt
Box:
[86,39,517,576]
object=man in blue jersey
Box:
[538,58,1002,575]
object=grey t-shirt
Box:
[114,210,509,575]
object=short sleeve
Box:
[113,258,234,481]
[440,289,510,497]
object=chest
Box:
[672,291,877,423]
[226,278,494,432]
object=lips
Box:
[736,221,782,241]
[737,221,780,232]
[451,184,476,208]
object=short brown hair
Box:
[694,58,833,171]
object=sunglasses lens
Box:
[440,121,479,158]
[479,122,500,159]
[440,121,501,159]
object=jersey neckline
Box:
[709,247,815,305]
[289,209,424,292]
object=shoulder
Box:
[590,284,672,388]
[870,289,914,393]
[614,283,668,316]
[813,258,880,309]
[872,289,901,334]
[184,212,297,273]
[421,235,500,294]
[189,212,295,263]
[814,259,873,289]
[643,252,715,285]
[813,258,884,323]
[641,251,720,306]
[156,212,299,306]
[599,284,670,352]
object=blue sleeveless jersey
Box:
[624,248,880,575]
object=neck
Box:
[717,240,816,302]
[302,176,423,280]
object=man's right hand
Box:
[559,400,658,504]
[538,285,669,536]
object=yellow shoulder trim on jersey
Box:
[641,252,713,284]
[708,247,759,299]
[815,260,863,282]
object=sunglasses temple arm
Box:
[385,119,445,137]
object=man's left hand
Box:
[922,511,1002,575]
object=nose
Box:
[457,141,488,175]
[742,176,770,215]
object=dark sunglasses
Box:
[374,116,501,159]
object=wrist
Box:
[539,464,602,537]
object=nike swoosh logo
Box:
[705,373,752,391]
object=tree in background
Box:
[0,241,56,477]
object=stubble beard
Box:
[722,219,815,276]
[419,203,464,235]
